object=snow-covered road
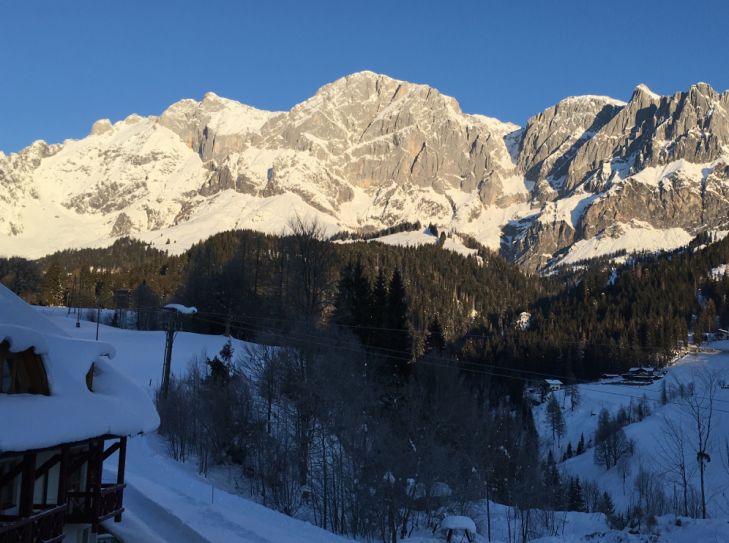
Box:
[104,481,210,543]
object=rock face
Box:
[517,95,625,191]
[509,82,729,269]
[1,72,729,269]
[557,83,729,192]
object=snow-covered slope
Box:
[340,227,479,258]
[34,310,729,542]
[32,309,353,543]
[2,74,729,270]
[534,345,729,519]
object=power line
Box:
[190,307,693,353]
[67,303,727,408]
[187,313,729,413]
[86,303,696,354]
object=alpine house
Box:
[0,284,159,543]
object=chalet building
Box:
[544,378,563,392]
[621,367,657,383]
[0,284,158,543]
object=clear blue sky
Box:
[2,0,728,152]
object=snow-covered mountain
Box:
[2,72,728,269]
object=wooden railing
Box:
[66,483,125,526]
[0,504,66,543]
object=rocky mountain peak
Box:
[517,94,624,188]
[631,83,660,102]
[90,118,113,136]
[553,81,729,194]
[3,73,729,271]
[202,91,223,102]
[158,92,277,162]
[301,71,464,122]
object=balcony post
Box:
[91,440,103,533]
[19,452,36,517]
[57,446,69,506]
[114,437,126,522]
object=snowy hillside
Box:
[33,309,354,543]
[337,227,480,258]
[534,346,729,519]
[32,309,729,542]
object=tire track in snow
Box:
[120,484,211,543]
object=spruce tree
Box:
[385,269,411,382]
[41,258,66,306]
[547,394,565,443]
[597,490,615,517]
[543,450,561,509]
[351,261,372,341]
[568,477,586,512]
[370,269,388,348]
[332,262,355,326]
[425,316,445,354]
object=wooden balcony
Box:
[0,504,66,543]
[66,483,125,527]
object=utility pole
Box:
[67,275,76,316]
[161,309,176,399]
[160,304,197,399]
[95,282,103,341]
[75,276,81,328]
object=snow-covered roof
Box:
[545,379,563,386]
[0,284,159,453]
[627,367,654,373]
[439,516,477,535]
[163,303,198,315]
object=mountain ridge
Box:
[1,71,728,269]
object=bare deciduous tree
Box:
[683,368,718,519]
[286,215,334,319]
[657,414,695,516]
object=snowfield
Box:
[35,309,729,542]
[534,345,729,520]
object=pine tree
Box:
[370,269,388,348]
[351,261,373,340]
[567,383,581,411]
[332,262,355,326]
[332,260,373,345]
[208,340,234,385]
[543,450,562,508]
[576,433,585,455]
[41,258,66,306]
[568,477,586,512]
[384,269,411,382]
[219,339,234,366]
[597,490,615,517]
[547,394,565,443]
[425,316,445,354]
